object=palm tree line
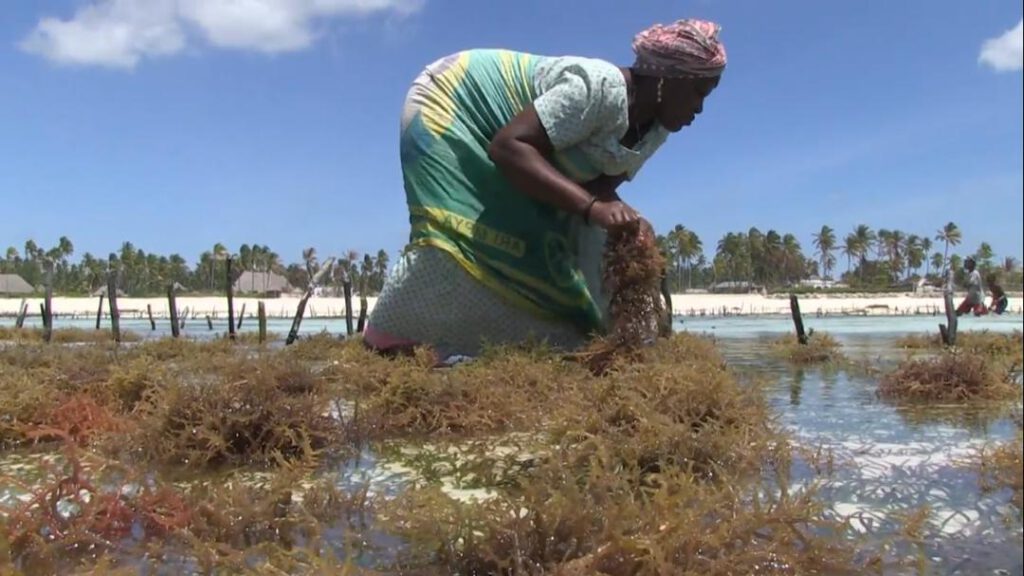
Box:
[659,221,1020,292]
[1,238,391,297]
[4,221,1020,297]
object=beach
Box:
[2,292,1021,321]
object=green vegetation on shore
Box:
[3,220,1021,298]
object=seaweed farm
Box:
[1,315,1022,575]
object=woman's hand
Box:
[588,199,640,229]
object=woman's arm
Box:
[488,105,638,228]
[583,173,628,202]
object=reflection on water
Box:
[718,334,1022,575]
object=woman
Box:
[365,19,727,359]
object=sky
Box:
[1,0,1022,268]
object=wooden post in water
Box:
[225,256,236,341]
[180,307,188,329]
[146,304,156,331]
[41,262,54,342]
[789,294,808,345]
[95,294,104,330]
[286,258,335,346]
[15,300,28,328]
[659,267,673,338]
[107,271,121,344]
[939,291,958,346]
[168,285,180,338]
[206,315,214,331]
[343,277,354,337]
[258,301,267,344]
[356,296,368,333]
[236,303,246,330]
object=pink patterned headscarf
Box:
[632,19,727,78]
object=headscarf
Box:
[632,19,727,78]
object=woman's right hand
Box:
[588,199,640,229]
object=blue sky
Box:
[2,0,1022,267]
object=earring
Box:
[657,78,664,104]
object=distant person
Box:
[364,19,727,358]
[986,273,1008,315]
[955,257,987,316]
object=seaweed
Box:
[878,350,1019,402]
[575,219,666,375]
[769,332,845,366]
[0,327,140,344]
[129,355,347,469]
[976,430,1023,510]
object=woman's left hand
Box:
[588,199,640,229]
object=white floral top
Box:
[532,56,669,183]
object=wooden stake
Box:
[789,294,808,345]
[258,301,267,344]
[168,285,180,338]
[286,258,335,346]
[357,296,368,333]
[146,303,156,331]
[226,256,236,341]
[15,300,28,328]
[236,302,246,330]
[343,278,354,336]
[107,271,121,344]
[940,291,957,346]
[95,294,104,330]
[206,315,214,331]
[659,268,673,337]
[43,265,53,343]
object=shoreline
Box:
[2,293,1021,320]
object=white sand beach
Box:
[2,292,1020,321]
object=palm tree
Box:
[781,233,803,286]
[812,225,836,280]
[763,230,783,286]
[876,229,892,262]
[921,237,933,277]
[851,225,875,280]
[930,252,944,279]
[935,221,961,274]
[906,235,924,279]
[374,249,390,293]
[716,232,748,283]
[886,229,906,281]
[667,225,686,289]
[974,242,994,272]
[841,234,857,274]
[673,227,702,289]
[748,228,765,284]
[239,244,253,271]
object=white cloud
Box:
[979,18,1023,72]
[19,0,421,69]
[19,0,184,69]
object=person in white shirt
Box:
[955,257,988,316]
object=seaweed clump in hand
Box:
[579,218,666,375]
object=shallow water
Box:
[714,331,1022,575]
[2,316,1022,574]
[3,309,1022,341]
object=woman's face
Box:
[657,76,721,132]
